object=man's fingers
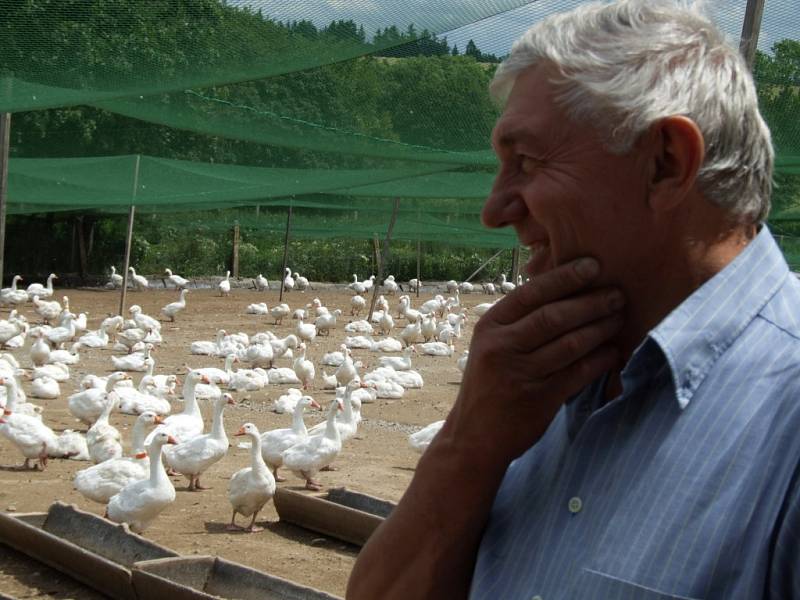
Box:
[489,258,600,325]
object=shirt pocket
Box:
[575,568,705,600]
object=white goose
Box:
[30,331,50,366]
[86,392,123,464]
[128,267,149,292]
[31,376,60,399]
[334,347,358,386]
[190,329,226,355]
[130,304,161,333]
[246,302,269,315]
[307,380,364,443]
[255,274,269,291]
[457,350,469,373]
[283,267,295,292]
[115,366,172,416]
[145,371,207,445]
[74,411,163,504]
[160,289,188,322]
[219,270,231,296]
[43,313,75,348]
[111,343,153,372]
[270,303,291,325]
[382,275,399,295]
[378,345,416,371]
[409,420,445,454]
[270,333,299,360]
[295,318,317,343]
[0,377,59,470]
[293,272,309,292]
[26,273,57,300]
[164,268,189,289]
[420,340,455,357]
[0,318,26,351]
[32,295,62,324]
[292,343,315,390]
[315,309,342,336]
[108,266,123,288]
[281,398,343,490]
[33,361,70,382]
[499,273,516,294]
[350,295,366,317]
[228,423,276,532]
[344,319,373,335]
[371,336,404,353]
[272,388,304,414]
[165,393,234,490]
[47,342,82,365]
[106,431,177,533]
[261,395,320,481]
[68,372,131,425]
[1,275,28,306]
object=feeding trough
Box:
[131,555,341,599]
[0,501,177,600]
[273,487,395,547]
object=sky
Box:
[233,0,797,57]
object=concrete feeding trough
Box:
[273,487,395,546]
[131,555,342,599]
[0,501,177,600]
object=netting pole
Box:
[279,200,293,303]
[118,155,141,316]
[464,249,505,283]
[232,220,240,278]
[369,199,400,320]
[739,0,765,70]
[0,112,10,286]
[511,246,520,285]
[415,237,421,298]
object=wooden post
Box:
[231,220,240,278]
[77,215,88,280]
[739,0,766,70]
[511,246,520,285]
[415,237,421,298]
[118,155,141,316]
[0,112,9,286]
[279,200,293,303]
[464,249,505,283]
[373,233,381,275]
[369,199,400,319]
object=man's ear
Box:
[646,115,705,212]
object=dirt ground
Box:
[0,282,487,598]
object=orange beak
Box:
[0,418,5,424]
[166,435,178,445]
[154,415,165,425]
[310,400,321,410]
[226,396,235,406]
[3,409,11,416]
[234,426,246,436]
[201,375,211,384]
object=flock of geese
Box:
[0,268,521,534]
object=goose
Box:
[371,336,404,353]
[420,314,437,342]
[26,273,57,300]
[420,295,446,316]
[293,272,309,291]
[144,372,207,465]
[321,370,338,389]
[345,319,373,335]
[292,308,307,320]
[1,275,28,306]
[482,282,497,295]
[334,348,358,386]
[244,342,274,369]
[32,295,62,324]
[309,298,329,317]
[86,392,123,464]
[473,301,497,316]
[31,376,60,399]
[261,395,320,480]
[54,430,90,461]
[164,393,234,491]
[371,295,390,322]
[270,302,291,325]
[43,313,75,348]
[47,342,82,365]
[378,346,416,371]
[281,398,343,490]
[409,420,445,454]
[0,374,43,420]
[267,367,301,385]
[292,343,315,390]
[0,378,60,470]
[321,345,348,367]
[283,268,295,292]
[272,387,304,414]
[117,327,149,352]
[115,365,172,415]
[33,362,70,382]
[348,274,367,295]
[164,268,189,289]
[420,340,455,357]
[105,431,177,533]
[269,334,299,360]
[499,273,516,294]
[229,367,268,392]
[68,372,131,425]
[398,296,421,323]
[400,321,423,347]
[228,423,276,532]
[255,274,269,291]
[30,331,51,366]
[295,318,317,343]
[446,280,459,294]
[362,275,376,291]
[409,278,421,292]
[128,267,149,292]
[0,319,25,349]
[219,270,231,296]
[457,350,469,373]
[193,354,238,387]
[160,289,188,322]
[108,266,123,289]
[129,304,160,332]
[368,377,404,399]
[378,311,394,335]
[111,343,153,372]
[345,335,375,350]
[315,309,342,336]
[307,380,364,444]
[366,366,424,389]
[246,302,269,315]
[74,412,163,504]
[190,329,226,355]
[79,317,120,348]
[382,275,399,295]
[459,281,474,294]
[71,311,89,334]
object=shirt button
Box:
[568,496,583,514]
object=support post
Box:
[231,220,240,278]
[739,0,766,70]
[373,233,381,275]
[511,246,520,286]
[279,200,293,303]
[464,249,505,283]
[369,199,400,319]
[415,237,421,298]
[118,154,141,316]
[0,112,10,285]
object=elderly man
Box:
[348,1,798,599]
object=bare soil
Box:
[0,284,484,598]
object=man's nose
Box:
[481,180,528,229]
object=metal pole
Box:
[739,0,766,70]
[0,113,10,286]
[279,200,293,303]
[415,237,421,298]
[118,154,141,316]
[511,246,520,285]
[464,248,505,283]
[369,199,400,320]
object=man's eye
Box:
[520,156,539,174]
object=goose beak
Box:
[3,409,11,416]
[234,426,246,436]
[0,418,5,424]
[226,395,235,406]
[154,415,165,425]
[166,435,178,445]
[310,400,321,410]
[0,378,4,385]
[201,375,211,384]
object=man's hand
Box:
[443,257,624,466]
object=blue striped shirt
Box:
[470,227,800,600]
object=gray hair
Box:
[491,0,774,223]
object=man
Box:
[348,1,799,599]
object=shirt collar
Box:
[646,226,788,410]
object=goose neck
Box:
[325,404,340,441]
[249,433,268,474]
[210,400,227,440]
[182,378,201,416]
[130,418,148,454]
[149,442,170,485]
[3,379,18,412]
[291,403,308,436]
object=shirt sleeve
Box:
[770,471,800,599]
